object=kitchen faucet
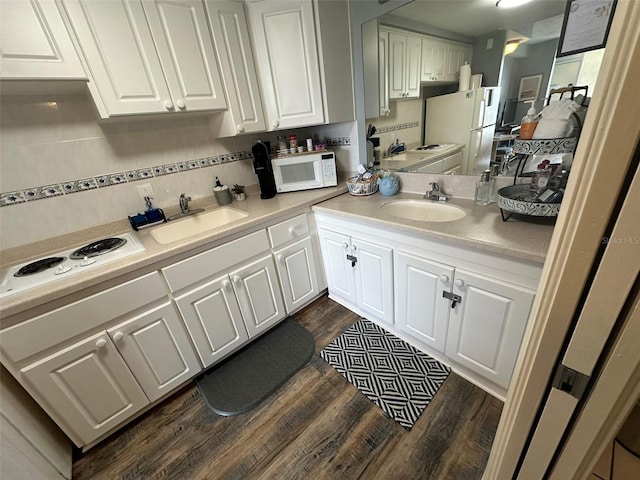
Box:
[424,182,448,201]
[168,193,204,221]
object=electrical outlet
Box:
[343,136,351,145]
[337,137,345,146]
[137,183,154,198]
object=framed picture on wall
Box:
[518,74,543,101]
[557,0,617,57]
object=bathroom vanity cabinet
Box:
[315,211,541,398]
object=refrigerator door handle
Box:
[476,100,486,129]
[472,129,483,159]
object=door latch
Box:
[442,291,462,309]
[346,254,357,267]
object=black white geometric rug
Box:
[320,318,450,430]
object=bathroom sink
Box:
[380,200,466,222]
[150,208,248,244]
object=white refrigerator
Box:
[425,87,501,175]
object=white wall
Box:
[0,94,355,249]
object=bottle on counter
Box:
[475,170,495,205]
[530,160,551,195]
[213,176,232,206]
[519,100,539,140]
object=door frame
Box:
[483,1,640,478]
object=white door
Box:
[318,229,357,305]
[405,34,422,98]
[421,36,437,82]
[21,332,148,446]
[62,0,174,116]
[205,0,265,134]
[273,237,319,313]
[396,251,454,353]
[142,0,227,112]
[432,39,448,81]
[387,31,406,99]
[174,275,249,368]
[0,0,86,79]
[231,254,286,338]
[247,0,324,130]
[353,237,394,325]
[445,269,535,389]
[107,302,201,402]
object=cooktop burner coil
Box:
[70,238,127,259]
[14,257,66,277]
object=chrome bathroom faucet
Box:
[424,182,448,201]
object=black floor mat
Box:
[196,317,315,416]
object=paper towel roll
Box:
[458,63,471,91]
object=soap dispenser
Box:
[475,170,494,205]
[213,177,232,206]
[519,100,539,140]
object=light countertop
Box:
[0,185,347,320]
[378,144,464,171]
[312,191,555,264]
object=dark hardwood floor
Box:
[73,295,503,480]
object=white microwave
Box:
[271,151,338,193]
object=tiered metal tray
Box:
[512,137,577,155]
[497,184,561,221]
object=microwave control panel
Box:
[321,154,338,186]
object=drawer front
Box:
[0,272,166,364]
[442,151,463,170]
[162,229,270,292]
[267,213,310,248]
[415,159,443,173]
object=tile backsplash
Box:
[367,97,423,152]
[0,94,356,249]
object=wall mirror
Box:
[360,0,605,177]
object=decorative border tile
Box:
[376,121,420,134]
[0,150,258,207]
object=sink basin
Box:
[380,200,466,222]
[150,208,248,244]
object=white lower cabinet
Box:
[229,254,286,338]
[395,251,453,354]
[318,228,393,325]
[274,237,319,313]
[315,213,540,396]
[445,269,535,388]
[20,333,149,447]
[106,302,201,402]
[174,274,249,368]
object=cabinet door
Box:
[62,0,174,116]
[421,36,436,82]
[378,29,390,117]
[405,34,422,98]
[445,269,535,389]
[353,237,394,325]
[387,31,406,99]
[396,251,453,353]
[107,302,201,402]
[274,237,319,313]
[174,275,249,368]
[21,332,148,446]
[206,0,265,134]
[447,43,471,82]
[317,228,356,305]
[247,0,324,130]
[142,0,227,112]
[0,0,85,79]
[231,254,286,338]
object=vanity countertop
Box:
[312,191,555,264]
[0,185,347,321]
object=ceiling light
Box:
[504,40,521,55]
[496,0,534,8]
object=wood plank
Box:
[72,295,501,480]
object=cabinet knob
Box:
[352,244,357,251]
[272,119,280,128]
[164,100,173,110]
[96,338,107,349]
[386,109,391,116]
[288,226,297,237]
[277,254,284,264]
[112,332,124,342]
[455,279,465,287]
[343,242,349,249]
[233,276,242,285]
[237,124,245,133]
[439,274,449,284]
[176,100,186,110]
[223,279,231,289]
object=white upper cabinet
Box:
[421,36,448,82]
[61,0,227,118]
[378,29,390,117]
[387,30,421,99]
[246,0,354,131]
[0,0,85,79]
[447,42,473,82]
[205,0,266,136]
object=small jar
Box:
[288,134,298,149]
[277,135,287,151]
